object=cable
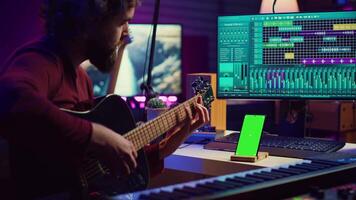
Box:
[272,0,277,13]
[304,100,311,137]
[142,0,161,101]
[353,100,355,130]
[141,25,154,94]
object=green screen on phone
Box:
[235,115,266,157]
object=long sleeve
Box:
[0,52,92,162]
[144,144,164,177]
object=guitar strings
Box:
[123,96,199,149]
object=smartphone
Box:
[235,115,266,157]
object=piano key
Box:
[300,163,327,170]
[271,169,294,176]
[225,177,251,185]
[212,180,239,189]
[205,182,231,190]
[138,194,150,200]
[306,162,331,169]
[140,192,167,200]
[292,164,320,171]
[223,180,244,187]
[181,186,211,195]
[151,191,180,200]
[207,180,235,190]
[260,171,287,178]
[279,167,307,174]
[169,191,194,199]
[229,176,260,184]
[174,187,202,196]
[197,182,227,191]
[287,166,310,173]
[242,176,266,182]
[310,160,343,166]
[246,173,277,181]
[194,185,218,194]
[271,168,300,175]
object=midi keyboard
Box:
[110,160,356,200]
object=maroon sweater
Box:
[0,39,162,196]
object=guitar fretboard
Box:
[124,96,199,150]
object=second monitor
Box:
[86,24,182,97]
[218,11,356,100]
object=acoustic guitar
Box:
[62,77,214,197]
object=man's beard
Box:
[87,42,118,73]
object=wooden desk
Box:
[149,143,356,188]
[172,144,303,168]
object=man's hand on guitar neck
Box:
[89,123,138,176]
[158,96,210,159]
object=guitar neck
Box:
[124,96,199,150]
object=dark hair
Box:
[41,0,140,39]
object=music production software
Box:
[217,11,356,99]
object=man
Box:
[0,0,209,199]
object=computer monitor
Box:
[217,11,356,99]
[85,24,182,97]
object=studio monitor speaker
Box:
[186,73,226,131]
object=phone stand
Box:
[230,152,269,162]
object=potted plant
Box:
[146,97,168,121]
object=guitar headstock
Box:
[192,77,215,109]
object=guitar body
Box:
[64,95,149,196]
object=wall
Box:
[0,0,43,67]
[218,0,261,15]
[0,0,219,72]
